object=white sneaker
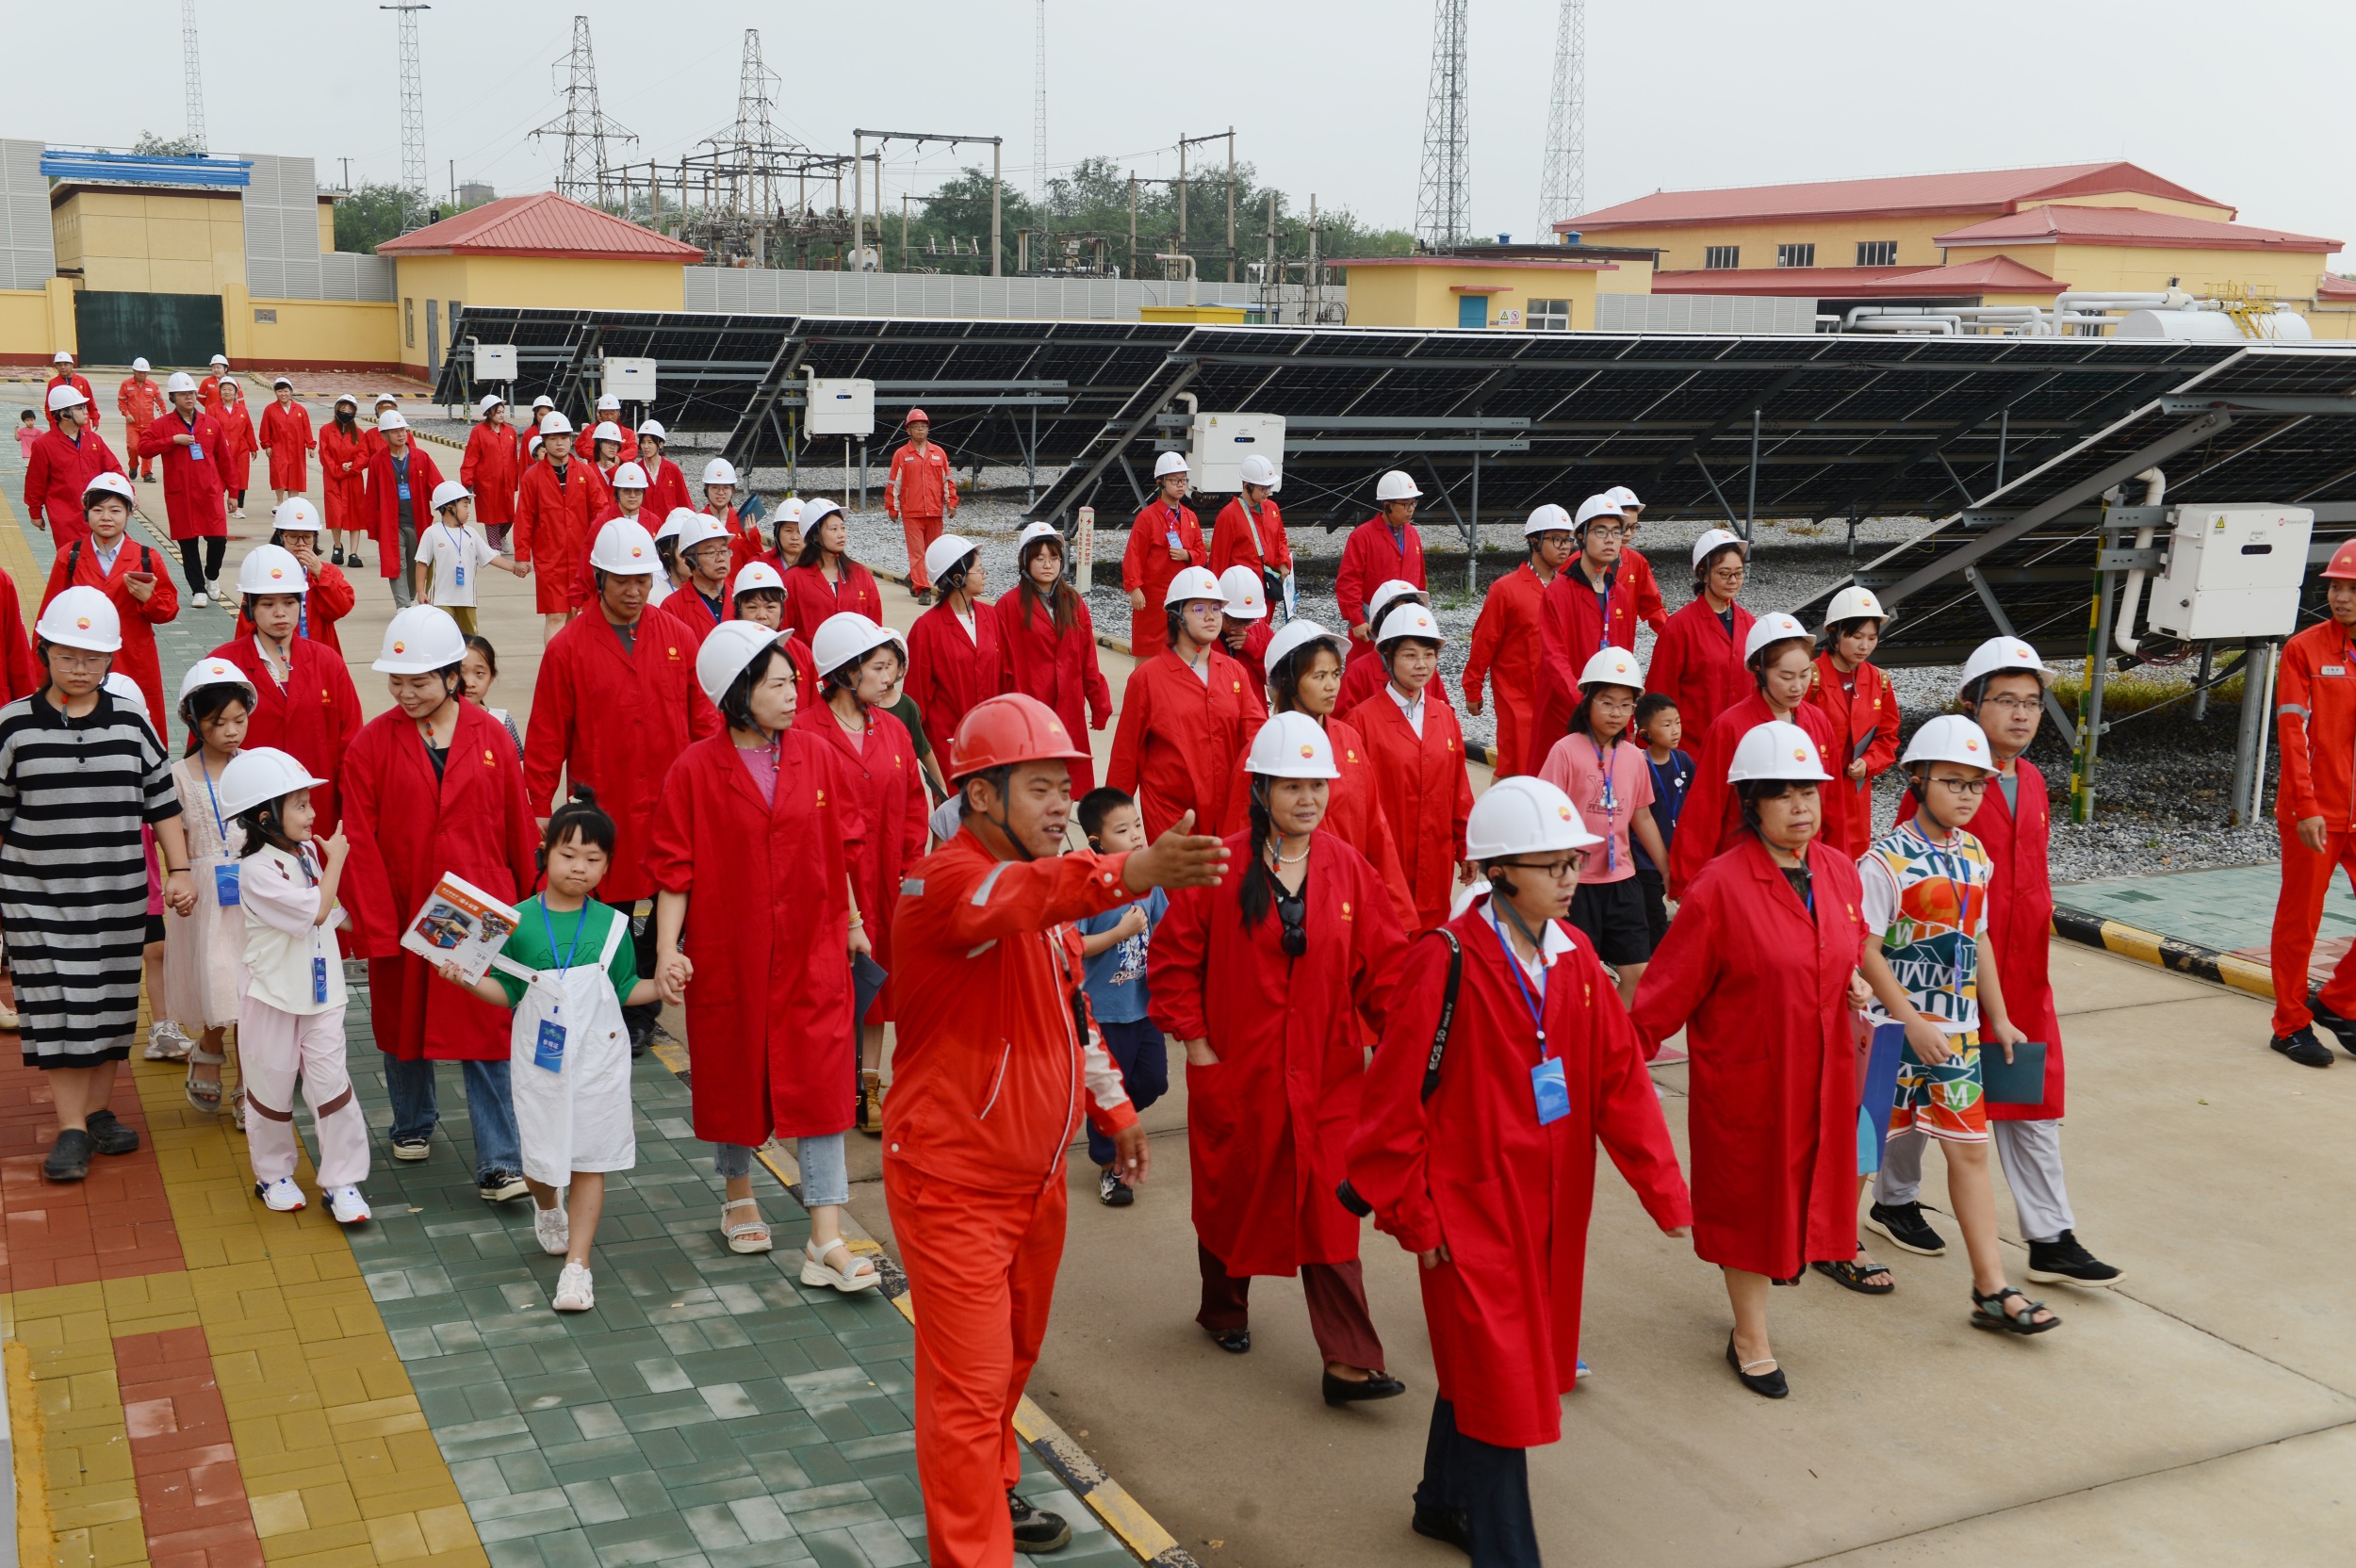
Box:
[532,1201,569,1256]
[191,591,209,608]
[551,1263,595,1312]
[255,1176,304,1212]
[207,578,221,598]
[144,1021,194,1060]
[327,1185,371,1225]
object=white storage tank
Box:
[2114,308,2314,341]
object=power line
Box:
[1415,0,1470,247]
[1536,0,1585,235]
[181,0,207,152]
[381,4,431,226]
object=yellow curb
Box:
[9,1338,54,1568]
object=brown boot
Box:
[858,1070,885,1135]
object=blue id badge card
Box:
[212,861,240,906]
[534,1018,565,1072]
[1531,1057,1570,1125]
[1166,530,1182,549]
[453,564,466,588]
[188,440,205,460]
[311,956,329,1004]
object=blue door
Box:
[1458,294,1489,329]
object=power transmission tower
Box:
[381,5,431,228]
[1415,0,1470,248]
[180,0,207,152]
[1537,0,1585,236]
[1033,1,1049,216]
[532,15,635,204]
[720,30,781,218]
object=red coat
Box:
[1464,564,1550,777]
[523,608,719,903]
[1667,691,1847,899]
[233,561,355,655]
[43,373,95,432]
[1334,516,1426,667]
[642,455,692,520]
[1210,497,1291,576]
[794,701,925,1022]
[905,598,1004,762]
[135,410,232,540]
[23,426,123,542]
[1107,647,1263,841]
[256,400,313,491]
[993,588,1112,796]
[1808,654,1901,859]
[1350,900,1692,1446]
[781,560,885,642]
[1632,836,1869,1278]
[1535,561,1642,746]
[656,581,725,640]
[364,444,445,578]
[317,420,370,533]
[459,419,519,527]
[0,574,33,704]
[1150,831,1406,1276]
[647,731,857,1142]
[1646,596,1756,761]
[1219,711,1417,933]
[213,397,258,492]
[40,537,177,746]
[1121,501,1206,658]
[337,702,541,1062]
[209,635,362,833]
[1621,545,1669,636]
[575,504,667,611]
[1347,693,1475,932]
[1228,619,1272,698]
[515,458,613,614]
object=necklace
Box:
[1268,836,1309,864]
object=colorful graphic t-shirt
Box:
[1857,822,1990,1034]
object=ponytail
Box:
[1239,780,1279,929]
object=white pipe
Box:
[2051,289,2199,335]
[2113,467,2168,656]
[1846,315,1960,334]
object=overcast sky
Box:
[17,0,2349,262]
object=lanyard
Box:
[538,899,585,977]
[1906,824,1972,1006]
[1385,522,1407,557]
[1488,908,1548,1055]
[199,755,229,839]
[1587,735,1621,874]
[437,519,466,556]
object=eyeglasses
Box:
[1584,525,1629,540]
[1497,854,1585,879]
[1929,776,1988,795]
[1980,695,2042,713]
[1276,888,1308,956]
[48,649,108,673]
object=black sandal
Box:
[1812,1258,1896,1296]
[1971,1286,2060,1335]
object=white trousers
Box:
[241,999,370,1188]
[1875,1118,2074,1244]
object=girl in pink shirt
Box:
[1540,649,1671,1004]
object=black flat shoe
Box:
[1007,1490,1071,1554]
[1322,1368,1406,1406]
[1726,1333,1787,1398]
[43,1128,93,1182]
[84,1108,139,1156]
[2309,999,2356,1055]
[2272,1026,2334,1069]
[1207,1328,1251,1354]
[1411,1504,1472,1554]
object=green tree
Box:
[333,183,438,253]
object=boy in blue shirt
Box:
[1633,693,1693,948]
[1075,787,1170,1207]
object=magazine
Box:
[399,872,522,985]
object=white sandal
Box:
[185,1045,226,1115]
[800,1237,881,1294]
[721,1198,773,1254]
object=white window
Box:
[1857,240,1898,267]
[1527,299,1570,331]
[1703,245,1740,270]
[1775,244,1815,269]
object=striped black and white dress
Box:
[0,689,182,1068]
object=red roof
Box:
[375,191,705,261]
[1653,255,2066,300]
[2319,274,2356,299]
[1560,161,2231,233]
[1934,204,2342,253]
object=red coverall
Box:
[782,560,885,643]
[1645,597,1757,760]
[993,589,1113,796]
[1334,516,1426,671]
[196,373,224,417]
[1210,496,1292,579]
[1808,653,1902,858]
[213,395,258,498]
[646,729,859,1142]
[256,398,313,492]
[136,410,232,541]
[1217,712,1416,933]
[2270,620,2356,1035]
[40,539,177,746]
[234,562,356,655]
[791,703,924,1021]
[208,634,362,833]
[364,443,445,583]
[1667,691,1846,899]
[1535,560,1642,745]
[1350,898,1692,1446]
[1632,836,1869,1278]
[43,373,96,432]
[1106,646,1263,841]
[885,833,1139,1568]
[1347,693,1476,932]
[459,418,518,528]
[887,439,959,590]
[514,457,613,614]
[117,376,163,479]
[905,598,1005,762]
[1463,564,1550,777]
[317,420,371,537]
[0,573,38,704]
[23,425,123,545]
[1120,500,1206,658]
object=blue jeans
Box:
[1087,1017,1170,1167]
[1415,1396,1539,1568]
[713,1138,849,1206]
[383,1056,520,1181]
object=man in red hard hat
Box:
[886,408,957,602]
[889,693,1225,1564]
[2270,538,2356,1067]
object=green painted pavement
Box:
[2059,859,2330,956]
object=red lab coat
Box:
[256,399,313,491]
[1809,653,1902,859]
[1210,496,1291,577]
[43,373,96,432]
[0,573,36,704]
[992,588,1112,797]
[1535,560,1642,746]
[794,701,925,1022]
[1349,899,1693,1447]
[1618,545,1669,635]
[1149,831,1406,1277]
[1667,691,1847,899]
[1121,500,1207,658]
[337,702,541,1063]
[40,538,177,747]
[641,454,691,520]
[1463,564,1550,778]
[234,562,355,656]
[1631,836,1869,1278]
[523,609,719,904]
[1347,692,1476,932]
[1645,596,1757,760]
[317,420,370,534]
[514,459,614,615]
[656,581,726,641]
[1225,619,1272,699]
[1217,711,1417,934]
[1106,646,1263,842]
[364,444,446,579]
[782,560,885,642]
[459,419,518,527]
[1334,515,1426,668]
[136,410,232,540]
[208,635,362,833]
[905,597,1005,763]
[213,396,258,493]
[646,731,858,1143]
[22,425,123,543]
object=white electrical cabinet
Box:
[2147,505,2314,642]
[808,377,876,437]
[1189,413,1284,494]
[601,356,658,400]
[470,343,517,381]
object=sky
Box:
[15,0,2350,263]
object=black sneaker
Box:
[2306,1001,2356,1056]
[2027,1230,2124,1287]
[1007,1490,1071,1554]
[1866,1200,1948,1257]
[348,551,366,571]
[1411,1504,1472,1554]
[479,1169,529,1202]
[1097,1166,1133,1207]
[330,547,345,565]
[84,1108,140,1156]
[628,1018,654,1059]
[43,1128,93,1182]
[2271,1026,2334,1069]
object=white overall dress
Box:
[499,910,636,1188]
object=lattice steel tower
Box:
[381,4,431,227]
[719,30,783,217]
[1033,0,1050,215]
[1415,0,1471,247]
[532,15,634,204]
[1537,0,1585,236]
[180,0,207,152]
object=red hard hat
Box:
[2325,540,2356,581]
[950,694,1088,781]
[905,407,931,426]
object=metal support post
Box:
[992,142,1003,277]
[1996,408,2010,492]
[2192,642,2214,722]
[2228,639,2272,826]
[859,441,869,510]
[2070,567,2119,825]
[1467,449,1481,596]
[1744,407,1761,542]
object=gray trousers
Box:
[388,519,418,608]
[1875,1118,2075,1244]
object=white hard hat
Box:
[1692,528,1747,568]
[209,353,229,367]
[178,656,255,709]
[102,672,149,722]
[528,432,545,453]
[637,418,667,443]
[672,513,731,556]
[1375,469,1420,502]
[1524,503,1571,536]
[237,544,308,598]
[52,351,73,364]
[215,746,326,817]
[373,391,400,407]
[1726,720,1831,784]
[430,480,472,514]
[1246,710,1339,780]
[701,457,738,487]
[731,561,785,598]
[1237,453,1278,489]
[1153,451,1189,479]
[798,497,842,537]
[590,421,624,447]
[597,392,621,410]
[476,392,505,416]
[1823,585,1890,629]
[1961,635,2054,690]
[165,371,199,395]
[377,409,409,432]
[655,506,701,543]
[1575,495,1623,529]
[333,392,358,408]
[270,377,293,390]
[1742,612,1811,663]
[372,605,466,673]
[1162,564,1222,609]
[776,496,805,531]
[539,412,574,435]
[131,357,150,372]
[695,621,785,708]
[1218,564,1266,620]
[1603,485,1643,511]
[1578,646,1641,691]
[1375,602,1444,646]
[45,384,89,413]
[1015,520,1061,555]
[36,585,121,652]
[924,533,978,584]
[1465,775,1600,860]
[1902,713,1996,773]
[272,496,321,533]
[610,462,649,491]
[812,612,904,679]
[1366,579,1423,628]
[532,394,554,410]
[82,471,137,509]
[588,517,661,576]
[1264,617,1347,677]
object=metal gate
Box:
[72,290,226,368]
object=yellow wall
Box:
[218,284,400,368]
[52,189,246,295]
[1343,263,1612,329]
[391,253,685,375]
[1944,242,2335,302]
[318,201,336,253]
[1584,215,1964,273]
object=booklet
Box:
[400,872,522,986]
